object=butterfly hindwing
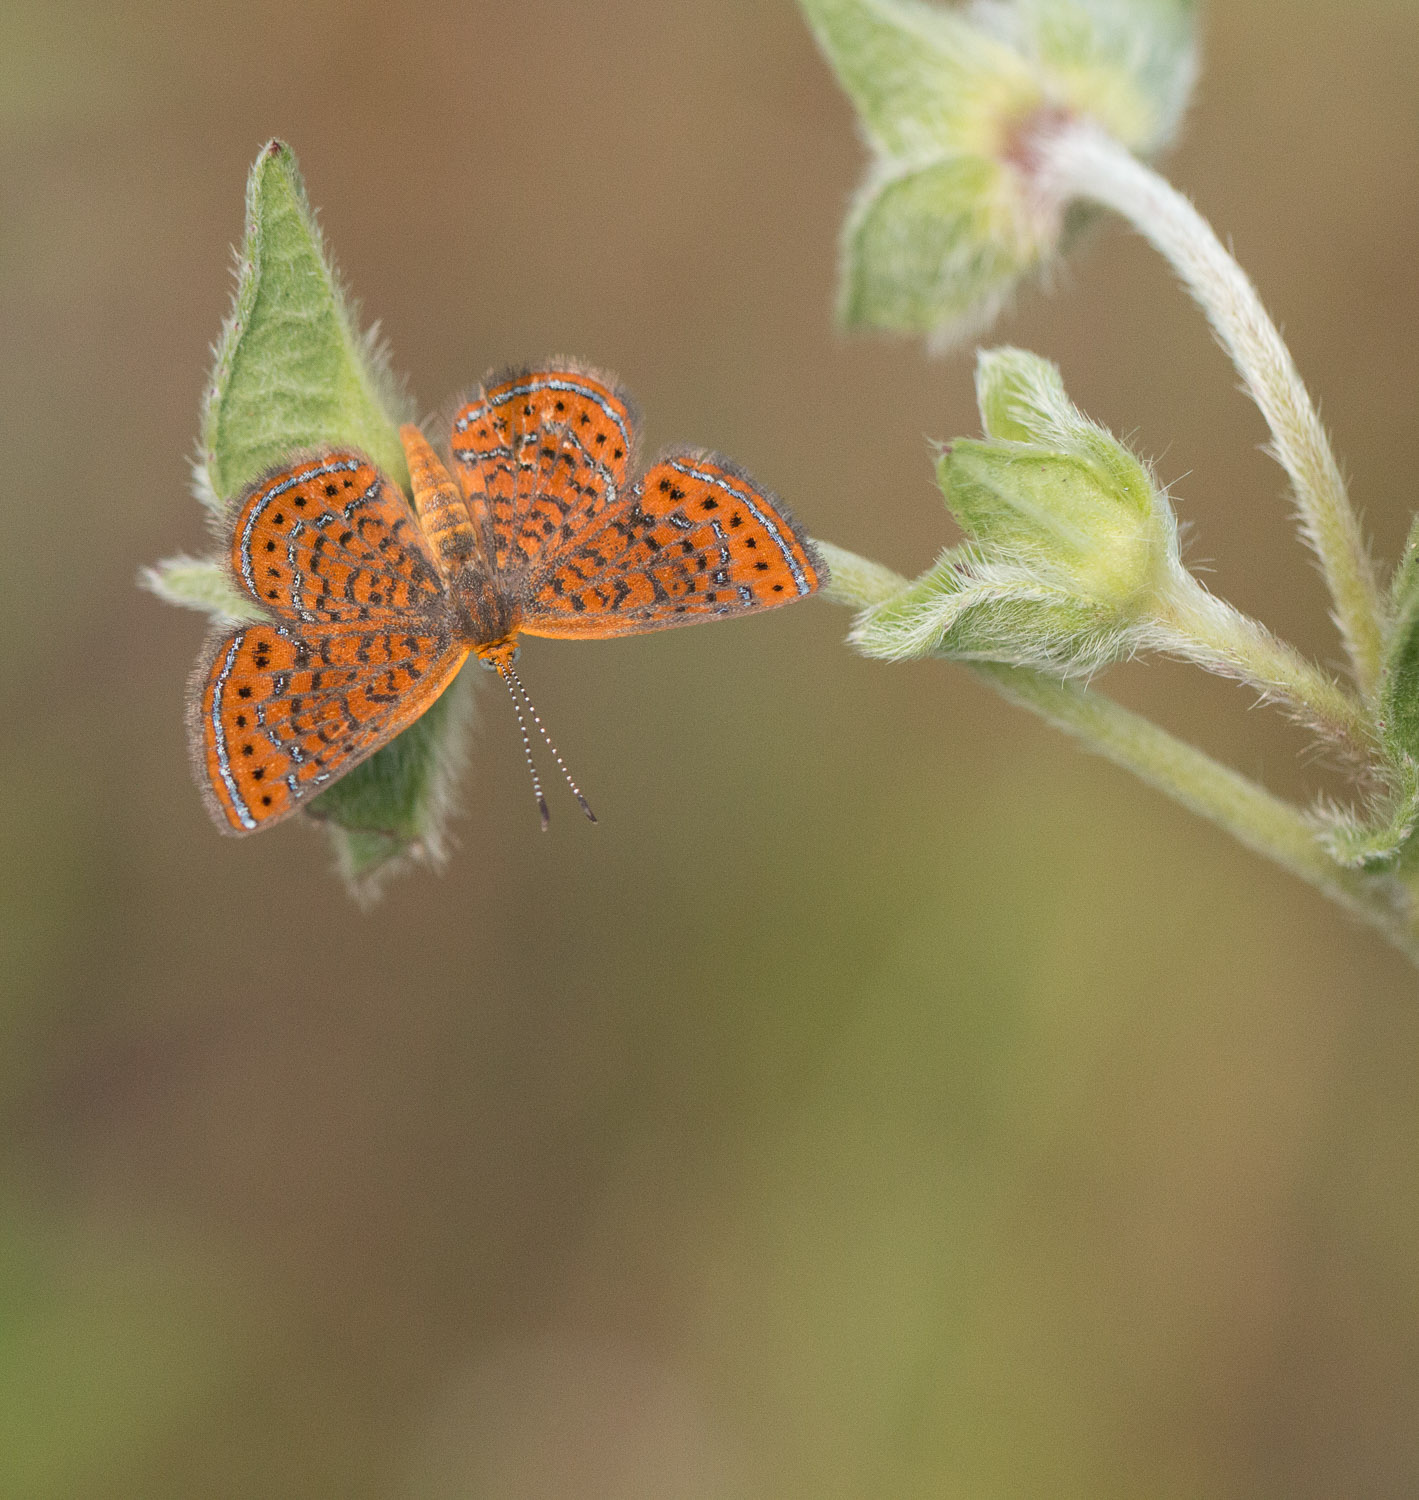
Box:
[228,451,446,626]
[183,370,825,841]
[189,620,470,833]
[448,363,638,578]
[519,449,824,638]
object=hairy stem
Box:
[816,541,1417,966]
[1036,121,1388,702]
[974,662,1416,963]
[1149,575,1374,753]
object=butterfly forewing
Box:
[183,367,824,842]
[519,449,822,638]
[448,364,637,577]
[191,620,470,833]
[229,452,446,626]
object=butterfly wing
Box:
[447,363,638,577]
[189,620,470,833]
[227,450,447,625]
[518,450,824,638]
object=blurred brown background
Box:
[4,1,1419,1495]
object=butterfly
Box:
[188,361,825,833]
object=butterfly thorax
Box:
[452,561,521,667]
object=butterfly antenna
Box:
[498,668,551,830]
[502,663,598,824]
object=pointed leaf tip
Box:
[176,141,466,888]
[202,139,410,504]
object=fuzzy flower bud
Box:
[800,0,1197,344]
[950,346,1173,608]
[853,348,1185,671]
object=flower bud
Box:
[800,0,1197,344]
[947,346,1175,611]
[852,348,1184,673]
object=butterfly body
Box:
[189,362,824,835]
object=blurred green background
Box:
[4,1,1419,1495]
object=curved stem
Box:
[1036,122,1388,702]
[973,662,1417,965]
[1148,575,1374,754]
[815,541,1418,967]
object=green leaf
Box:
[308,677,474,900]
[138,556,261,622]
[977,0,1198,154]
[977,345,1079,445]
[940,441,1165,610]
[193,139,467,894]
[812,539,909,608]
[202,140,410,504]
[803,0,1049,344]
[799,0,1030,158]
[1380,513,1419,761]
[844,345,1189,675]
[1316,766,1419,871]
[841,157,1044,340]
[848,547,1128,671]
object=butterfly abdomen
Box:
[187,364,823,841]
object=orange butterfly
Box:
[189,362,825,832]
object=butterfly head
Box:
[476,639,521,671]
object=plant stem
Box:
[974,662,1416,963]
[1036,121,1388,703]
[815,541,1418,966]
[1150,576,1374,753]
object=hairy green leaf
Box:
[841,158,1041,340]
[1381,513,1419,762]
[976,0,1198,153]
[202,140,410,503]
[310,679,474,899]
[139,555,261,622]
[193,139,466,894]
[849,547,1126,670]
[799,0,1028,158]
[974,347,1155,515]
